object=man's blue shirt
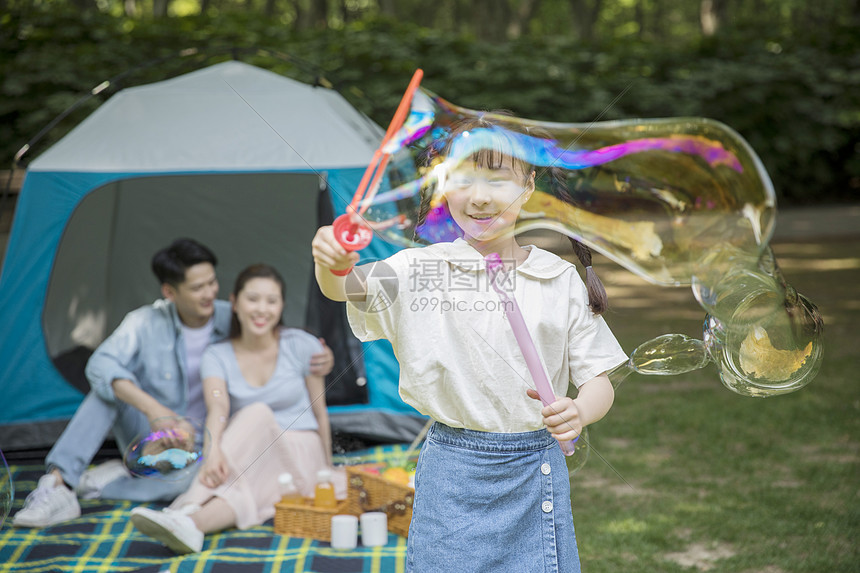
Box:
[85,299,231,413]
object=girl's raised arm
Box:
[312,226,365,302]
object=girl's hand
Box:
[312,225,359,272]
[527,389,582,442]
[198,446,230,489]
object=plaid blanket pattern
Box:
[1,446,414,573]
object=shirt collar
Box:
[153,298,184,333]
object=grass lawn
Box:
[563,236,859,572]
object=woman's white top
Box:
[347,239,628,433]
[201,328,323,431]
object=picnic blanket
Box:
[1,446,413,573]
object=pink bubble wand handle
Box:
[484,254,577,456]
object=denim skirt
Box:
[406,422,580,573]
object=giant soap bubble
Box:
[124,416,208,481]
[1,448,12,529]
[345,85,822,397]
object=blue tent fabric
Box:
[0,62,423,447]
[0,171,128,424]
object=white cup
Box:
[360,511,388,547]
[330,514,358,549]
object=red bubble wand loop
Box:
[485,253,578,456]
[330,69,424,276]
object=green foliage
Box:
[574,237,860,572]
[1,7,858,203]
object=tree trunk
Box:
[569,0,587,41]
[307,0,328,29]
[652,0,664,40]
[293,0,322,30]
[152,0,170,18]
[124,0,138,17]
[591,0,603,39]
[508,0,542,39]
[453,0,470,35]
[569,0,600,42]
[472,0,510,42]
[69,0,98,10]
[379,0,397,19]
[333,0,346,24]
[700,0,728,36]
[635,0,644,38]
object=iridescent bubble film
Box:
[564,427,590,477]
[628,334,710,376]
[124,416,208,481]
[358,88,823,396]
[0,448,12,529]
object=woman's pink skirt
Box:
[171,402,346,529]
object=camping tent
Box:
[0,60,425,450]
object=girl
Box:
[130,263,343,554]
[312,116,627,572]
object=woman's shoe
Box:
[130,506,203,554]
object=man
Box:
[13,238,333,527]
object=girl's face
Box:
[231,277,284,337]
[442,155,534,245]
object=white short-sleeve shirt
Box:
[347,239,628,433]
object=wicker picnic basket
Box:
[345,465,414,538]
[273,497,351,542]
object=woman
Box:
[130,263,345,554]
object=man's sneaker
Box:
[130,507,204,554]
[12,474,81,527]
[76,459,131,499]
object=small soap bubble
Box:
[565,427,590,477]
[705,290,823,397]
[0,448,12,530]
[123,416,208,481]
[629,334,710,376]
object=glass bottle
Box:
[278,472,303,504]
[313,469,337,509]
